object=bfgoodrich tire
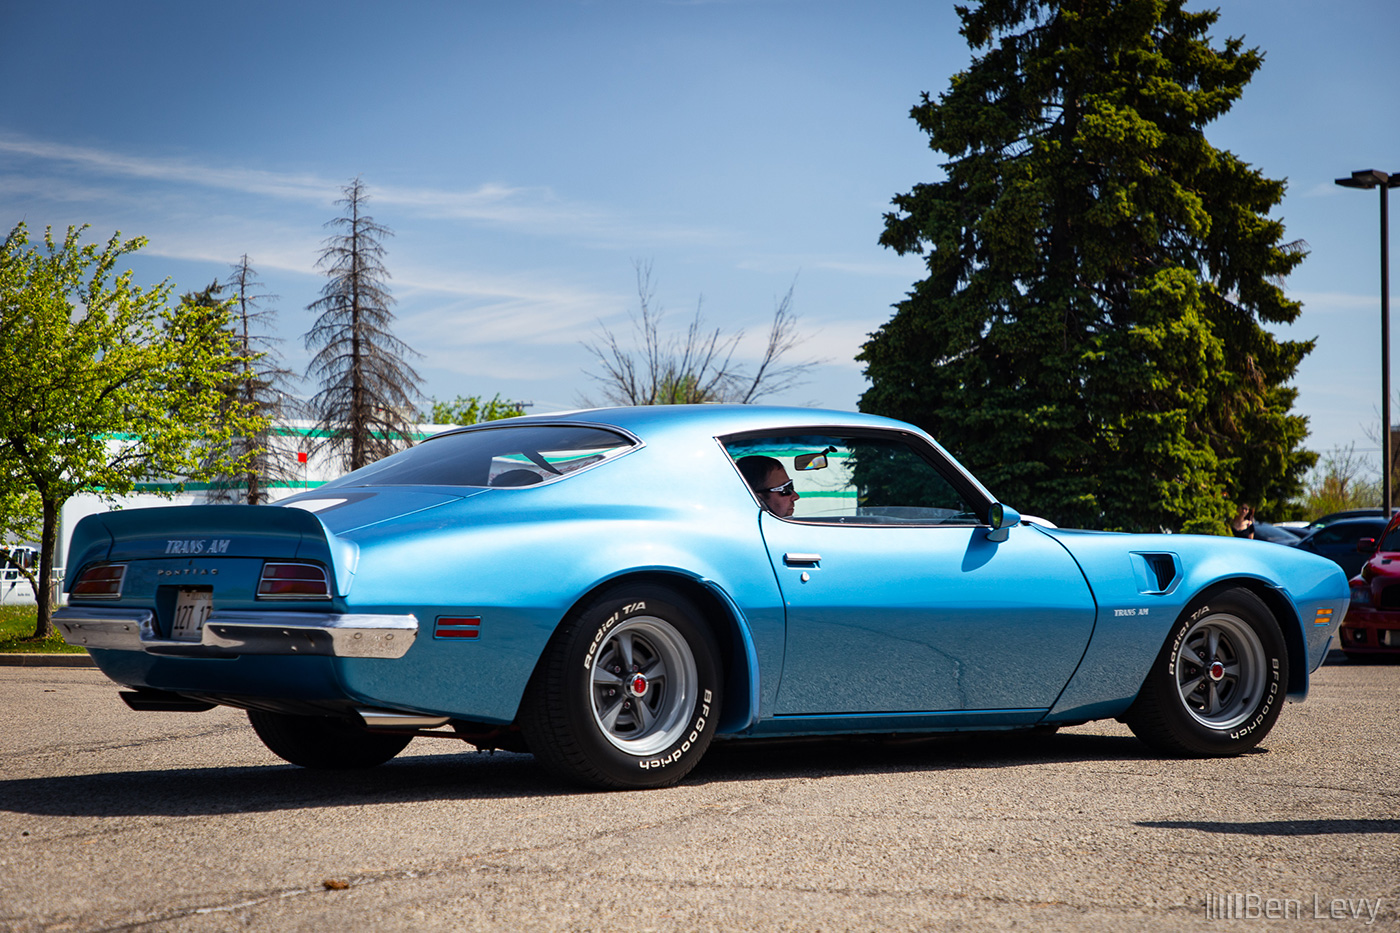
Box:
[520,585,723,789]
[247,710,413,769]
[1125,587,1288,757]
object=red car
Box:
[1343,513,1400,659]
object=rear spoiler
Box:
[65,505,358,594]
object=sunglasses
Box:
[764,480,797,496]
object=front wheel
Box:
[520,585,723,789]
[1125,587,1288,757]
[247,710,412,769]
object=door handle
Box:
[783,553,821,566]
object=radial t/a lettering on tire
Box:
[520,584,723,789]
[1125,586,1288,757]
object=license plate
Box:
[172,588,213,642]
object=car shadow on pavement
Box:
[0,729,1161,817]
[689,727,1156,785]
[0,749,565,818]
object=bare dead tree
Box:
[729,284,810,404]
[303,178,423,471]
[582,262,818,406]
[201,256,302,504]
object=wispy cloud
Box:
[811,257,926,278]
[0,134,330,202]
[1288,290,1394,311]
[0,131,721,245]
[736,254,924,278]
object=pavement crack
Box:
[9,721,249,765]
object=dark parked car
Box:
[1252,521,1304,545]
[1305,508,1397,534]
[1292,517,1389,579]
[1342,512,1400,660]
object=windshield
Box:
[317,425,635,488]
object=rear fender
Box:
[557,570,762,735]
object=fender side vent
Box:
[1133,552,1180,595]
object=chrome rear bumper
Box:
[53,607,418,659]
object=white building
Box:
[52,420,455,587]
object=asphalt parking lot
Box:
[1,658,1397,932]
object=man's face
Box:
[762,467,799,517]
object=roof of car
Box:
[423,404,998,507]
[1318,516,1387,526]
[434,404,925,441]
[1300,516,1389,541]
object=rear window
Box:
[317,425,635,489]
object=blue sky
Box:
[2,0,1397,475]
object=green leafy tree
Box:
[1294,445,1380,520]
[421,394,527,426]
[0,223,263,638]
[304,178,423,471]
[858,0,1314,533]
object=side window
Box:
[1380,525,1400,551]
[722,431,984,525]
[1313,525,1355,547]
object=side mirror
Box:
[986,502,1021,542]
[794,446,837,472]
[1357,537,1378,554]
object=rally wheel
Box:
[1125,587,1288,756]
[520,584,722,789]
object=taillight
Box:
[257,562,331,600]
[72,564,126,599]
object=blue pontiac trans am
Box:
[55,406,1347,789]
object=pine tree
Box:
[200,257,300,504]
[304,178,422,471]
[858,0,1314,533]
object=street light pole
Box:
[1335,169,1400,516]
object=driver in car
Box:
[736,455,800,518]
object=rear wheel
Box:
[1125,587,1288,756]
[247,710,412,769]
[520,585,722,789]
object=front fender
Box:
[1042,531,1348,722]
